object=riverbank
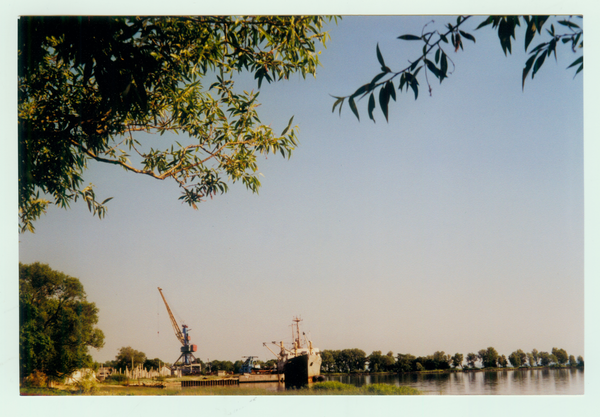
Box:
[20,381,422,396]
[323,364,583,377]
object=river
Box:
[324,368,584,395]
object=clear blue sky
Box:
[15,14,586,368]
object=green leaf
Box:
[351,84,370,99]
[369,72,387,89]
[532,52,547,77]
[435,49,440,64]
[398,34,421,41]
[281,115,294,136]
[522,53,537,89]
[440,51,448,79]
[567,56,583,69]
[558,20,580,29]
[386,81,396,102]
[368,93,376,122]
[476,16,494,30]
[409,79,419,100]
[376,43,385,69]
[525,20,536,51]
[349,97,360,121]
[424,59,440,79]
[459,30,476,43]
[379,83,390,122]
[331,96,344,115]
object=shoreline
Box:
[322,365,584,377]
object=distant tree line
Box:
[101,345,583,376]
[103,347,279,375]
[320,347,584,374]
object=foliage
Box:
[19,262,105,382]
[210,359,235,372]
[143,357,166,369]
[22,370,48,387]
[310,381,421,395]
[361,383,422,395]
[105,373,129,385]
[466,353,478,368]
[311,381,355,392]
[508,351,522,367]
[531,349,539,366]
[577,355,584,367]
[498,355,508,368]
[115,346,147,370]
[538,351,553,366]
[451,353,464,368]
[334,15,582,122]
[509,349,528,368]
[75,371,99,393]
[18,16,335,232]
[367,350,395,372]
[396,353,416,373]
[568,355,577,366]
[552,347,569,366]
[321,348,367,373]
[481,347,499,368]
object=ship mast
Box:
[292,316,303,349]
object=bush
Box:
[105,373,129,385]
[22,370,48,387]
[362,383,422,395]
[311,381,357,392]
[75,372,98,393]
[310,381,422,395]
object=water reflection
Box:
[325,368,584,395]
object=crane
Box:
[157,287,198,368]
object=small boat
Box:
[264,317,322,388]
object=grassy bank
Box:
[20,381,422,396]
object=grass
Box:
[20,381,422,396]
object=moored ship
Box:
[264,317,322,388]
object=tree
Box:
[539,351,552,366]
[498,355,508,368]
[115,346,146,370]
[18,16,335,232]
[334,15,582,123]
[382,351,396,372]
[451,353,464,369]
[367,350,383,372]
[552,348,569,366]
[320,350,335,373]
[477,349,487,368]
[577,355,584,367]
[508,351,522,368]
[568,355,577,367]
[144,357,167,370]
[527,352,535,367]
[466,352,478,368]
[396,353,416,373]
[481,347,499,368]
[531,349,539,366]
[19,262,105,381]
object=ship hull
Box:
[283,353,322,388]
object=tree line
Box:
[321,347,584,374]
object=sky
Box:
[3,2,600,417]
[13,14,587,368]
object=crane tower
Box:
[157,287,198,369]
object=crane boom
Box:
[158,287,184,346]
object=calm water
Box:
[325,368,584,395]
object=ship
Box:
[264,317,323,388]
